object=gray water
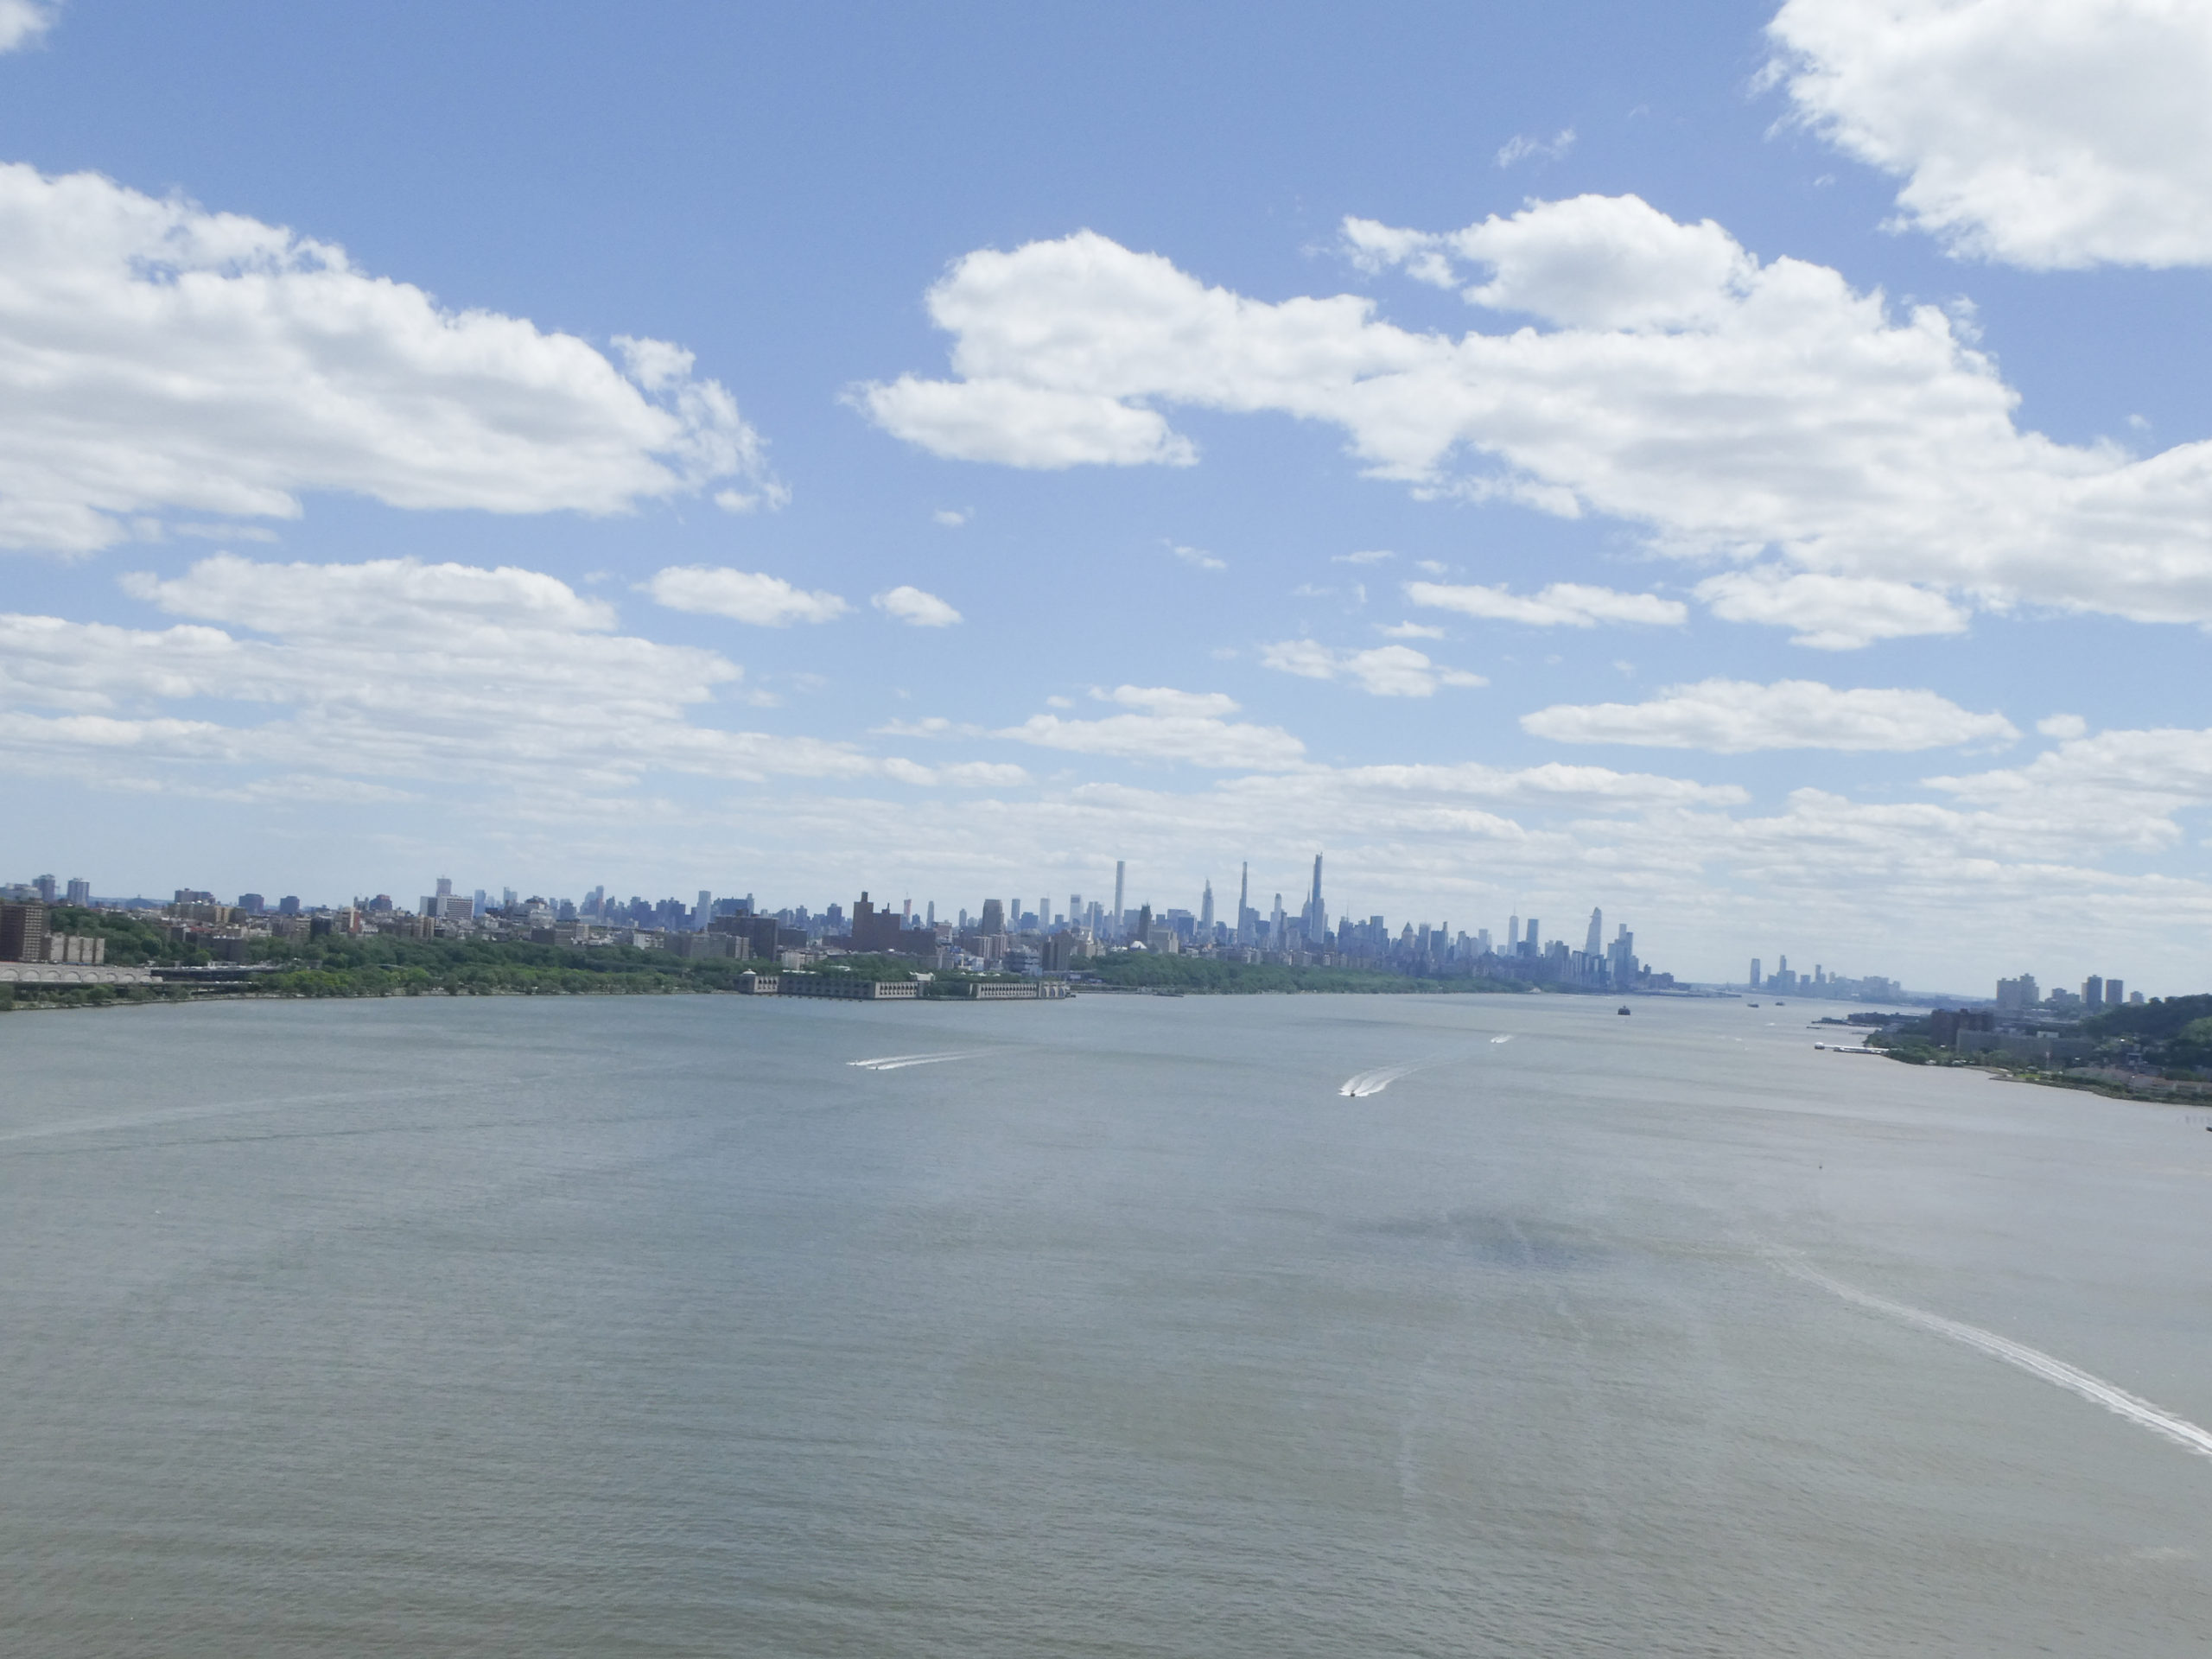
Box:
[3,992,2209,1655]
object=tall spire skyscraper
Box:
[1199,880,1214,933]
[1236,862,1250,944]
[1113,861,1126,939]
[1306,854,1325,938]
[1585,907,1603,956]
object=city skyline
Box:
[10,855,2097,1003]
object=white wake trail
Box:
[1489,1034,1514,1045]
[1788,1260,2212,1462]
[1338,1064,1422,1098]
[848,1051,987,1071]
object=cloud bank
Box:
[1522,677,2020,753]
[861,196,2212,639]
[1770,0,2212,270]
[0,555,1019,803]
[0,163,779,554]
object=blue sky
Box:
[3,0,2211,993]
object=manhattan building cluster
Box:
[3,857,1680,991]
[1993,971,2143,1012]
[1741,956,1903,1001]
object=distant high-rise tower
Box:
[1113,861,1126,938]
[2106,979,2124,1005]
[2083,975,2103,1007]
[1307,855,1325,938]
[980,899,1005,936]
[1585,907,1603,956]
[696,890,713,931]
[1750,958,1763,988]
[1524,918,1539,957]
[1509,912,1520,956]
[65,877,91,906]
[1200,880,1214,933]
[1236,862,1251,944]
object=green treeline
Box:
[253,934,777,996]
[7,924,1537,1011]
[2082,995,2212,1069]
[1084,950,1526,995]
[44,905,174,964]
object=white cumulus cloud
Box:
[873,585,963,626]
[1522,677,2020,753]
[860,199,2212,632]
[1407,579,1688,628]
[0,554,1027,810]
[645,566,849,626]
[1769,0,2212,269]
[0,1,54,53]
[1261,639,1486,697]
[0,163,779,555]
[995,684,1305,770]
[1694,569,1970,649]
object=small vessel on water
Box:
[1617,1006,1631,1015]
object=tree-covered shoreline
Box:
[3,925,1539,1012]
[1081,950,1528,995]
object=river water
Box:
[3,991,2209,1655]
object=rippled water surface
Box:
[4,992,2210,1655]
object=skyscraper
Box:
[1750,958,1763,988]
[1199,880,1214,933]
[697,889,712,931]
[1306,854,1325,938]
[1113,861,1126,938]
[2083,975,2103,1007]
[1585,907,1603,956]
[65,877,91,906]
[2107,979,2124,1005]
[1524,918,1539,957]
[980,899,1005,936]
[1236,861,1251,944]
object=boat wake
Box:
[1489,1034,1515,1045]
[1784,1257,2212,1463]
[847,1051,988,1072]
[1338,1064,1423,1098]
